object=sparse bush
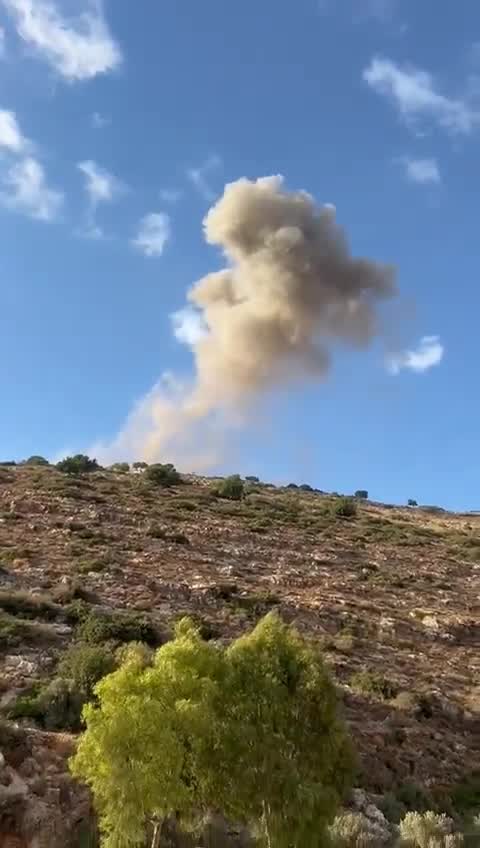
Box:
[335,498,358,518]
[350,669,397,700]
[145,462,181,487]
[109,462,130,474]
[215,474,244,501]
[71,613,354,848]
[408,499,418,507]
[397,811,463,848]
[0,589,60,621]
[24,455,49,466]
[329,811,391,846]
[355,490,369,500]
[57,454,100,475]
[133,461,148,471]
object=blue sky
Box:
[0,0,479,509]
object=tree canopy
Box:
[71,613,354,848]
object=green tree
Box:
[71,614,354,848]
[408,499,418,507]
[145,462,181,487]
[57,454,100,475]
[24,455,49,466]
[109,462,130,474]
[354,490,368,500]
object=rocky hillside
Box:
[0,462,479,846]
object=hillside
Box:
[0,462,479,846]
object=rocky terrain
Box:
[0,462,478,846]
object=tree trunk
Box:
[151,820,162,848]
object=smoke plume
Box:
[94,175,396,467]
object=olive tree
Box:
[71,615,354,848]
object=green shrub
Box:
[408,499,418,507]
[350,669,397,700]
[24,455,49,466]
[145,462,181,487]
[57,454,100,475]
[245,476,260,483]
[215,474,244,501]
[335,498,357,518]
[397,811,463,848]
[133,461,148,470]
[76,610,161,647]
[109,462,130,474]
[58,643,116,696]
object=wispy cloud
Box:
[160,188,182,204]
[187,154,222,201]
[77,159,123,238]
[0,155,63,220]
[386,335,444,375]
[78,159,122,205]
[132,212,170,257]
[171,307,207,347]
[364,56,479,134]
[91,111,110,129]
[0,108,30,153]
[2,0,122,82]
[401,156,441,185]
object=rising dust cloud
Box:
[94,176,396,469]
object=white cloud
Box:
[0,108,30,152]
[386,335,444,375]
[2,0,122,82]
[187,154,222,201]
[91,111,110,129]
[77,159,123,237]
[171,307,208,347]
[77,159,122,205]
[402,156,441,185]
[0,155,63,220]
[132,212,170,257]
[364,56,479,134]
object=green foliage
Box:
[133,461,148,470]
[57,454,100,475]
[24,455,50,466]
[58,643,116,696]
[109,462,130,474]
[408,499,418,507]
[334,498,358,519]
[350,669,397,701]
[10,643,117,731]
[215,474,245,501]
[397,811,463,848]
[76,609,161,647]
[246,475,260,483]
[355,490,369,500]
[145,462,181,487]
[71,613,354,848]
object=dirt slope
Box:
[0,464,479,843]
